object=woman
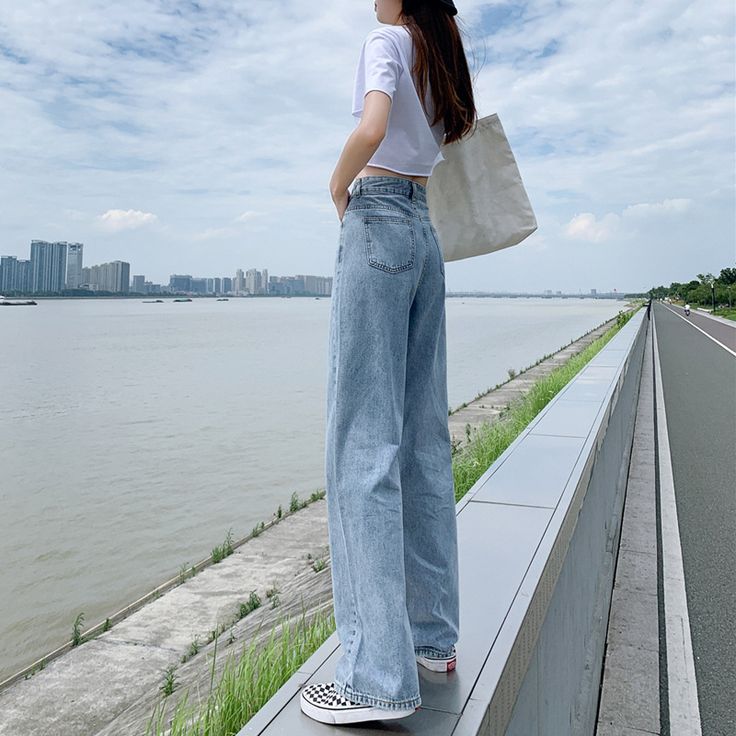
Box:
[300,0,477,725]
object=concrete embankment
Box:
[0,307,635,736]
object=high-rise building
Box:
[30,240,67,293]
[297,274,332,296]
[245,268,270,294]
[169,274,192,292]
[132,275,146,293]
[66,243,84,288]
[190,277,207,293]
[0,255,32,294]
[233,269,245,294]
[245,268,257,294]
[0,255,16,292]
[83,260,130,293]
[113,260,130,293]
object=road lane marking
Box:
[652,311,703,735]
[661,303,736,357]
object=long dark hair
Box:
[401,1,478,145]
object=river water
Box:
[0,295,625,680]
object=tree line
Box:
[648,267,735,311]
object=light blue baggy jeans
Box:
[325,175,460,711]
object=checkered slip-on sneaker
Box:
[300,682,420,724]
[416,645,457,673]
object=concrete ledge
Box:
[455,309,648,736]
[239,307,648,735]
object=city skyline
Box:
[0,238,638,294]
[0,239,332,296]
[0,239,629,297]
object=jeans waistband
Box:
[351,176,427,206]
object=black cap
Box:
[437,0,458,15]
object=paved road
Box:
[672,305,736,352]
[652,301,736,736]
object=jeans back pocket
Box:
[363,214,416,274]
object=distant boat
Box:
[0,296,37,306]
[216,298,229,301]
[173,298,192,302]
[142,299,164,303]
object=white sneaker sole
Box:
[415,653,457,672]
[300,691,419,724]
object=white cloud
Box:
[96,209,158,233]
[565,212,620,242]
[564,197,695,242]
[622,198,693,217]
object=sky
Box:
[1,0,734,293]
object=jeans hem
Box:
[333,680,421,710]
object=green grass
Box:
[211,529,235,563]
[145,606,336,736]
[71,612,85,646]
[239,591,262,618]
[451,307,636,501]
[712,307,736,321]
[159,664,178,697]
[145,306,639,736]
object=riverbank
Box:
[447,308,634,450]
[0,304,640,735]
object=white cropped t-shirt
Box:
[352,24,446,177]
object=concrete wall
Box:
[488,308,649,735]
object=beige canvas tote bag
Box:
[426,113,538,263]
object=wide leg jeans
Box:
[324,175,460,711]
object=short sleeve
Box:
[352,30,402,116]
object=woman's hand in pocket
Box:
[332,189,350,224]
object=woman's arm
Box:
[329,91,392,206]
